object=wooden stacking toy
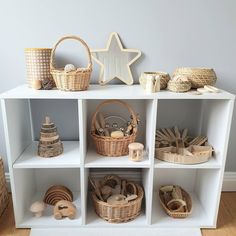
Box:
[38,116,63,158]
[128,142,144,162]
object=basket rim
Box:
[25,48,52,51]
[91,131,136,140]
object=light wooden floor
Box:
[0,193,236,236]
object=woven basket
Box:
[159,186,192,218]
[25,48,53,88]
[91,100,138,157]
[173,68,217,88]
[0,157,9,216]
[139,71,170,90]
[167,80,191,92]
[50,35,92,91]
[92,183,144,223]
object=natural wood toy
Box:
[31,80,42,90]
[30,201,46,217]
[38,116,63,158]
[44,185,73,205]
[107,194,128,205]
[128,142,144,162]
[53,200,76,220]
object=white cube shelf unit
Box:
[0,84,235,233]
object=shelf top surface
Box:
[0,84,235,100]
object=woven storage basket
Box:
[0,157,9,216]
[91,100,138,157]
[92,184,144,223]
[25,48,53,88]
[139,71,170,90]
[173,68,217,88]
[167,80,191,92]
[50,35,92,91]
[159,186,192,218]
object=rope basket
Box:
[167,80,191,92]
[91,100,138,157]
[50,35,92,91]
[173,68,217,88]
[139,71,170,90]
[25,48,53,88]
[92,183,144,223]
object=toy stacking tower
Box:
[38,116,63,158]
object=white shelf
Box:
[14,141,80,168]
[85,147,150,168]
[151,192,212,228]
[19,192,81,228]
[0,84,234,100]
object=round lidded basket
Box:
[167,79,191,92]
[25,48,53,88]
[92,183,144,223]
[91,100,138,157]
[139,71,170,90]
[50,35,92,91]
[173,67,217,88]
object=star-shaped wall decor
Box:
[91,32,141,85]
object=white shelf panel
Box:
[85,148,150,168]
[19,192,81,228]
[14,141,80,168]
[0,84,234,100]
[154,157,221,169]
[152,191,213,228]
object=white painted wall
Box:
[0,0,236,171]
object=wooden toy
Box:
[128,142,144,162]
[64,64,76,72]
[107,194,128,205]
[29,201,46,217]
[53,200,76,220]
[110,130,124,138]
[204,85,220,93]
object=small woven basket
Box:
[91,100,138,157]
[25,48,53,88]
[173,67,217,88]
[92,183,144,223]
[159,186,192,219]
[0,157,9,216]
[50,35,92,91]
[167,80,191,92]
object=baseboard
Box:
[4,171,236,192]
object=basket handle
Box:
[91,100,138,134]
[50,35,92,70]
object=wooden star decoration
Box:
[91,32,141,85]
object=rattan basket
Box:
[159,186,192,218]
[173,67,217,88]
[25,48,53,88]
[50,35,92,91]
[0,157,9,216]
[91,100,138,157]
[92,183,144,223]
[167,79,191,92]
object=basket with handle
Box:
[50,35,92,91]
[91,100,138,157]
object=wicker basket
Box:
[92,183,144,223]
[91,100,138,157]
[139,71,170,90]
[25,48,53,88]
[159,186,192,218]
[0,157,9,216]
[50,35,92,91]
[173,67,217,88]
[167,79,191,92]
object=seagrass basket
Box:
[91,100,138,157]
[92,183,144,223]
[167,79,191,92]
[50,35,92,91]
[0,157,9,216]
[173,68,217,88]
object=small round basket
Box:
[50,35,92,91]
[92,183,144,223]
[167,79,191,92]
[173,67,217,88]
[91,100,138,157]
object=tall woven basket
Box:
[50,35,92,91]
[25,48,53,88]
[0,157,9,216]
[91,100,138,157]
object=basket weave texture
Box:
[173,67,217,88]
[0,158,9,216]
[91,100,138,157]
[50,36,92,91]
[92,184,143,223]
[25,48,53,88]
[167,80,191,92]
